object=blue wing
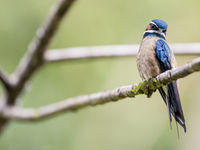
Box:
[155,40,186,132]
[155,39,172,71]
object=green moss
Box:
[131,78,162,98]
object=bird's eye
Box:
[151,24,159,30]
[163,29,166,33]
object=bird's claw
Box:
[145,78,158,98]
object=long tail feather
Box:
[158,81,186,132]
[168,81,186,132]
[158,88,172,123]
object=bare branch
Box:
[0,70,12,92]
[44,43,200,63]
[2,57,200,121]
[0,0,75,133]
[9,0,75,105]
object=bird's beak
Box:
[146,25,151,30]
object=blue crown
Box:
[152,19,168,30]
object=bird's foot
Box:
[144,78,159,98]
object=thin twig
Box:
[44,43,200,63]
[2,57,200,121]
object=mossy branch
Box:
[1,57,200,121]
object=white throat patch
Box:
[144,30,166,38]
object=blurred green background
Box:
[0,0,200,149]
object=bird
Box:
[136,19,186,132]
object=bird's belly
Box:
[137,37,161,79]
[137,55,161,79]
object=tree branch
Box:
[44,43,200,63]
[0,70,12,92]
[2,57,200,121]
[9,0,75,105]
[0,0,75,133]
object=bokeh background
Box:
[0,0,200,149]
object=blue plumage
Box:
[155,39,186,132]
[155,39,172,70]
[152,19,168,30]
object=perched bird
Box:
[137,19,186,132]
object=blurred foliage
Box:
[0,0,200,150]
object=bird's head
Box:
[145,19,168,37]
